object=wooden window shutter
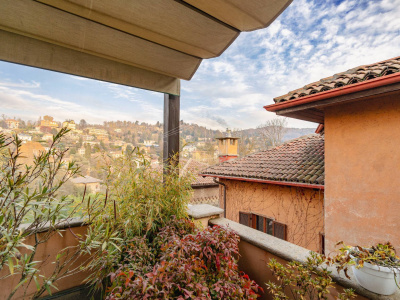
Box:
[272,221,287,240]
[239,212,252,227]
[319,233,325,255]
[255,216,266,232]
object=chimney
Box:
[216,128,239,163]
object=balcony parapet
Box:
[209,218,400,300]
[187,204,224,228]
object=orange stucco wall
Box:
[325,95,400,253]
[220,180,324,252]
[0,225,89,299]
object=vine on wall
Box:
[224,180,324,251]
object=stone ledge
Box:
[187,204,224,219]
[19,217,87,234]
[209,218,400,300]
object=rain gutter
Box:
[213,178,227,218]
[202,174,324,190]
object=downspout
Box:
[213,178,226,218]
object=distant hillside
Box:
[283,127,316,142]
[233,127,316,141]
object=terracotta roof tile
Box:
[201,134,324,186]
[181,158,218,187]
[274,56,400,103]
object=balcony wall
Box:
[0,219,91,300]
[1,206,398,299]
[0,204,223,299]
[210,218,400,300]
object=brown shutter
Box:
[319,233,325,255]
[255,215,265,232]
[272,221,287,240]
[239,212,252,227]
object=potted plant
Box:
[334,242,400,295]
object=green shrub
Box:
[80,149,194,289]
[0,129,87,299]
[266,252,355,300]
[106,218,262,299]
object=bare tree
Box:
[257,117,288,149]
[232,129,257,157]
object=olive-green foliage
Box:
[333,242,400,287]
[266,252,355,300]
[0,129,85,299]
[80,148,194,290]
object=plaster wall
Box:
[0,225,89,300]
[325,95,400,253]
[220,179,324,252]
[190,186,219,206]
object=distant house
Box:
[110,151,123,158]
[41,115,58,128]
[265,56,400,253]
[78,148,85,155]
[42,133,53,141]
[17,133,32,142]
[82,141,100,146]
[88,128,107,136]
[143,140,156,146]
[19,141,45,165]
[113,140,125,147]
[83,135,95,141]
[71,175,102,193]
[114,128,122,133]
[201,134,324,252]
[62,120,76,130]
[183,144,197,152]
[5,119,19,129]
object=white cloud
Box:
[182,0,400,129]
[1,0,399,130]
[0,80,40,88]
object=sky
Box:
[0,0,399,130]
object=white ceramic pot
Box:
[352,262,400,295]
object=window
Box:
[230,139,235,145]
[239,212,286,240]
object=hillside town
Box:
[0,114,315,178]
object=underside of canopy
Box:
[0,0,292,95]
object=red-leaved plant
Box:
[106,218,262,299]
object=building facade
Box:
[202,134,325,252]
[265,56,400,253]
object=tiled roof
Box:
[201,134,324,186]
[274,56,400,103]
[181,158,218,187]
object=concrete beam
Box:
[0,30,180,95]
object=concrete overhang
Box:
[0,0,292,95]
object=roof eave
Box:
[199,174,324,189]
[264,72,400,114]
